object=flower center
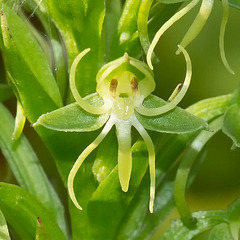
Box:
[109,73,140,119]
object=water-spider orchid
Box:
[146,0,234,74]
[35,46,207,213]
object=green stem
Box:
[174,116,224,227]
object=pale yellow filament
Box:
[70,48,111,114]
[67,116,115,210]
[176,0,214,54]
[147,0,199,70]
[136,45,192,116]
[132,116,155,213]
[220,0,234,74]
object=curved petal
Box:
[67,116,115,210]
[219,0,235,74]
[136,46,192,116]
[70,48,111,114]
[146,0,199,69]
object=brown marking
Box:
[110,78,118,97]
[131,77,138,91]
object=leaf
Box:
[222,104,240,147]
[109,0,142,60]
[0,183,65,240]
[229,0,240,9]
[1,5,62,110]
[0,84,13,102]
[105,0,122,57]
[0,209,11,240]
[0,5,62,123]
[208,223,234,240]
[174,116,223,227]
[0,103,67,237]
[35,217,52,240]
[35,93,109,132]
[161,210,228,240]
[44,0,106,96]
[187,94,234,121]
[136,95,208,134]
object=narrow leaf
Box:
[0,103,67,237]
[105,0,122,57]
[44,0,106,96]
[174,116,223,227]
[109,0,142,59]
[136,95,208,133]
[0,209,10,240]
[0,183,65,240]
[1,5,62,108]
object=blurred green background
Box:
[151,1,240,239]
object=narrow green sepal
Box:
[136,95,208,134]
[34,93,109,132]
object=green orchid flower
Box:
[35,45,207,213]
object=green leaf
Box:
[174,116,223,227]
[229,0,240,9]
[109,0,142,59]
[35,217,52,240]
[105,0,122,57]
[0,5,62,122]
[161,210,228,240]
[0,183,65,240]
[0,103,67,237]
[1,5,62,110]
[136,95,208,134]
[208,223,234,240]
[0,84,13,102]
[0,209,10,240]
[222,104,240,147]
[35,93,109,132]
[44,0,106,97]
[187,94,234,121]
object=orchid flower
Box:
[35,45,207,213]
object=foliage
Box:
[0,0,240,239]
